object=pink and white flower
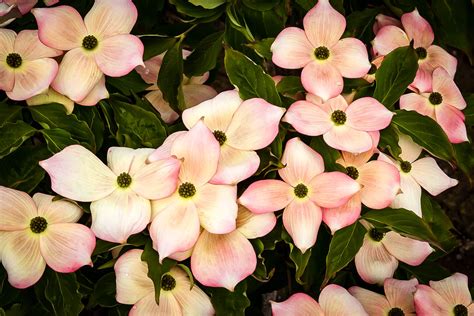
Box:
[271,0,370,101]
[32,0,144,103]
[400,67,468,143]
[271,285,368,315]
[182,90,285,184]
[350,278,418,315]
[0,29,61,100]
[378,134,458,216]
[39,145,180,243]
[0,186,95,289]
[284,95,393,153]
[323,150,400,233]
[115,249,214,315]
[414,273,473,315]
[239,137,360,253]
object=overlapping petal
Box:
[235,206,276,239]
[238,180,293,214]
[346,97,393,131]
[319,284,368,315]
[271,293,323,316]
[301,61,343,101]
[349,286,391,315]
[382,231,432,266]
[309,172,360,208]
[211,145,260,185]
[322,194,361,234]
[331,38,370,78]
[284,100,333,136]
[401,9,434,48]
[33,193,82,224]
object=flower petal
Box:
[319,284,368,315]
[435,104,468,143]
[33,193,82,224]
[132,157,180,200]
[373,14,403,35]
[400,93,434,118]
[349,286,391,315]
[238,180,293,214]
[322,194,361,234]
[236,205,276,239]
[401,9,434,48]
[425,45,457,78]
[340,150,374,168]
[323,125,373,153]
[107,147,153,176]
[384,278,418,313]
[84,0,137,37]
[147,131,186,163]
[0,28,15,60]
[0,65,14,92]
[414,284,451,315]
[26,88,75,114]
[309,172,360,208]
[14,30,62,60]
[410,67,433,93]
[144,90,179,123]
[77,75,109,106]
[346,97,394,131]
[271,293,323,316]
[271,27,314,69]
[359,160,400,209]
[182,84,218,109]
[130,292,181,316]
[301,61,343,101]
[283,200,322,253]
[331,38,371,78]
[429,273,472,306]
[0,186,37,231]
[382,231,433,265]
[303,0,345,47]
[433,67,466,110]
[283,100,333,136]
[398,133,422,163]
[411,157,458,195]
[136,54,163,84]
[391,173,423,217]
[372,25,409,56]
[210,145,260,185]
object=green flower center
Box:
[453,304,468,316]
[213,130,227,146]
[429,92,443,105]
[82,35,98,50]
[388,307,405,316]
[346,166,359,180]
[400,160,412,173]
[178,182,196,198]
[117,172,132,188]
[368,63,377,75]
[30,216,48,234]
[6,53,22,68]
[293,183,308,198]
[314,46,330,60]
[161,274,176,291]
[369,228,385,242]
[415,47,427,60]
[331,110,346,125]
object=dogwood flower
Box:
[400,67,468,143]
[284,95,393,153]
[414,273,473,316]
[323,150,400,234]
[135,50,218,123]
[0,186,95,289]
[239,137,360,253]
[148,121,238,261]
[350,278,418,315]
[114,249,214,315]
[271,0,370,101]
[39,145,180,243]
[0,0,58,16]
[32,0,144,103]
[271,285,368,315]
[0,29,61,100]
[378,134,458,216]
[182,90,285,184]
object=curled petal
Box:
[382,231,433,266]
[210,145,260,185]
[14,30,62,60]
[33,193,82,224]
[283,200,322,253]
[322,194,361,234]
[301,61,343,101]
[391,174,423,217]
[0,186,37,231]
[401,9,434,48]
[346,97,393,131]
[238,180,293,214]
[271,27,314,69]
[144,90,179,123]
[414,284,451,315]
[319,284,368,315]
[429,273,472,306]
[303,0,345,47]
[309,172,360,208]
[130,292,181,316]
[349,286,391,315]
[84,0,138,37]
[284,100,333,136]
[323,125,373,153]
[359,160,400,209]
[433,67,466,110]
[77,75,109,106]
[435,104,468,143]
[331,38,371,78]
[236,205,276,239]
[400,93,435,118]
[27,88,75,114]
[384,278,418,313]
[411,157,458,195]
[148,131,186,163]
[271,293,323,316]
[398,133,422,163]
[372,26,409,56]
[171,267,214,315]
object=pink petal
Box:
[77,75,109,106]
[319,284,368,315]
[0,186,37,231]
[15,0,36,14]
[44,0,60,5]
[171,120,220,186]
[359,160,400,209]
[410,67,433,93]
[32,6,86,50]
[278,137,325,187]
[382,231,433,265]
[432,67,466,110]
[391,174,422,217]
[39,145,116,202]
[309,172,360,208]
[1,230,46,289]
[435,104,468,143]
[191,230,256,291]
[107,147,153,176]
[283,200,322,253]
[414,284,451,315]
[425,45,457,78]
[349,286,391,315]
[52,48,102,102]
[340,150,374,168]
[225,98,285,150]
[331,38,371,78]
[303,0,345,47]
[144,90,179,123]
[401,9,434,48]
[398,134,422,163]
[194,183,238,234]
[346,97,393,131]
[14,30,62,60]
[400,93,435,118]
[323,125,373,153]
[0,64,14,92]
[182,84,218,108]
[355,235,398,285]
[301,61,343,101]
[322,194,361,234]
[84,0,137,37]
[429,273,472,306]
[271,293,323,316]
[236,205,276,239]
[373,14,403,35]
[271,27,314,69]
[90,191,150,243]
[372,25,410,56]
[0,28,15,59]
[150,193,176,220]
[238,180,293,214]
[33,193,82,224]
[384,278,418,313]
[130,292,181,316]
[147,131,186,163]
[149,200,200,262]
[283,100,333,136]
[210,145,260,185]
[411,157,458,195]
[136,54,163,84]
[114,249,154,305]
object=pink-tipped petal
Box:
[425,45,457,78]
[346,97,393,131]
[236,205,276,239]
[384,278,418,313]
[433,68,466,110]
[398,134,422,163]
[195,183,238,234]
[278,137,325,187]
[77,75,109,106]
[147,131,186,163]
[373,14,403,35]
[33,193,82,224]
[132,157,180,200]
[182,84,218,108]
[382,231,433,266]
[14,0,36,14]
[411,68,433,93]
[271,27,314,69]
[284,100,333,136]
[322,194,361,234]
[283,200,322,253]
[130,292,181,316]
[359,161,400,209]
[323,125,373,153]
[401,9,434,48]
[309,172,360,208]
[136,54,163,84]
[429,273,472,306]
[414,284,451,315]
[319,284,368,315]
[238,180,293,214]
[14,30,62,60]
[303,0,345,47]
[411,157,458,195]
[0,65,14,92]
[331,38,371,78]
[435,104,468,143]
[271,293,323,316]
[349,286,391,315]
[400,93,434,118]
[210,145,260,185]
[39,145,116,202]
[391,174,423,217]
[32,6,86,50]
[301,61,343,101]
[144,90,179,123]
[84,0,138,37]
[372,26,410,56]
[0,186,37,231]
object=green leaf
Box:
[107,71,151,96]
[141,36,177,60]
[391,110,454,162]
[343,7,381,41]
[245,38,274,60]
[184,31,224,76]
[0,121,36,159]
[0,103,23,127]
[40,129,79,153]
[373,45,419,109]
[454,141,474,180]
[88,273,117,308]
[399,261,451,284]
[309,137,343,172]
[242,0,279,11]
[189,0,225,9]
[288,245,312,285]
[379,124,402,158]
[73,106,105,151]
[225,48,282,106]
[169,0,223,18]
[464,94,474,127]
[323,221,366,286]
[157,40,185,112]
[276,76,305,97]
[208,282,250,316]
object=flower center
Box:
[415,47,427,60]
[6,53,22,68]
[400,160,412,173]
[428,92,443,105]
[178,182,196,198]
[453,304,468,316]
[213,130,227,146]
[368,228,385,242]
[161,274,176,291]
[314,46,330,60]
[331,110,346,125]
[117,172,132,188]
[30,216,48,234]
[294,183,308,198]
[368,63,377,75]
[388,307,405,316]
[345,166,359,180]
[82,35,98,50]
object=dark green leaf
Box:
[343,7,381,41]
[454,141,474,179]
[309,137,343,172]
[399,261,451,284]
[141,37,177,60]
[242,0,279,11]
[276,76,305,97]
[0,103,23,127]
[0,121,36,159]
[89,273,117,308]
[245,38,274,60]
[40,129,79,153]
[208,281,250,316]
[379,124,402,158]
[157,40,185,112]
[107,71,151,96]
[169,0,223,18]
[189,0,226,9]
[288,246,312,285]
[184,31,224,76]
[242,3,286,38]
[73,106,105,150]
[464,94,474,127]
